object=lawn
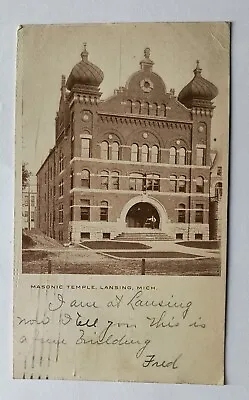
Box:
[176,240,220,250]
[102,251,201,258]
[81,241,151,250]
[22,248,220,276]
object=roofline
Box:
[36,146,55,176]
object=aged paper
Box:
[14,22,230,384]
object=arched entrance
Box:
[126,202,160,229]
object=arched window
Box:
[100,170,109,190]
[169,147,177,164]
[133,101,141,114]
[196,176,204,193]
[178,204,186,223]
[101,141,109,160]
[160,104,166,117]
[142,102,150,115]
[129,173,144,191]
[170,175,177,192]
[141,144,149,162]
[81,169,90,188]
[151,103,158,115]
[151,145,159,163]
[111,142,119,160]
[178,147,186,165]
[131,143,139,162]
[100,201,108,221]
[178,175,187,193]
[126,100,132,113]
[111,171,119,190]
[215,182,222,200]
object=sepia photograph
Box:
[13,22,230,384]
[21,23,228,277]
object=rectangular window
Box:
[176,233,183,240]
[81,232,90,240]
[81,138,90,158]
[178,176,187,193]
[146,174,160,191]
[129,174,144,191]
[59,152,64,172]
[80,200,90,221]
[31,195,35,207]
[59,204,64,223]
[70,199,73,221]
[31,211,34,221]
[59,180,64,197]
[195,204,204,223]
[103,233,111,239]
[24,195,29,206]
[195,233,203,240]
[196,147,205,166]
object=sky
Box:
[19,22,230,175]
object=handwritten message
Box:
[15,285,208,378]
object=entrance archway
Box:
[126,202,160,229]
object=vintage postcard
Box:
[14,22,230,384]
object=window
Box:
[111,142,119,160]
[169,147,177,164]
[178,147,186,165]
[217,166,222,176]
[70,169,74,189]
[176,233,183,240]
[103,233,111,239]
[195,204,204,223]
[81,169,90,188]
[59,180,64,197]
[80,199,90,221]
[129,173,144,191]
[101,141,109,160]
[81,232,90,240]
[70,199,73,221]
[59,152,64,172]
[178,204,186,223]
[146,174,160,191]
[100,201,108,221]
[24,195,28,206]
[31,211,34,221]
[45,172,47,184]
[196,147,205,166]
[178,175,187,193]
[196,176,204,193]
[170,175,177,192]
[59,204,63,223]
[141,144,149,162]
[81,138,90,158]
[195,234,203,240]
[100,170,109,190]
[111,171,119,190]
[215,182,222,200]
[151,145,159,163]
[24,211,28,218]
[131,144,139,162]
[133,101,141,114]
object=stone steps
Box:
[113,232,174,241]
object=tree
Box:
[22,162,31,189]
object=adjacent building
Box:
[22,180,37,230]
[37,45,220,243]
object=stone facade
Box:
[37,46,219,243]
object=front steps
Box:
[113,231,173,241]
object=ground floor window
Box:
[195,233,203,240]
[176,233,183,240]
[103,233,111,239]
[81,232,90,240]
